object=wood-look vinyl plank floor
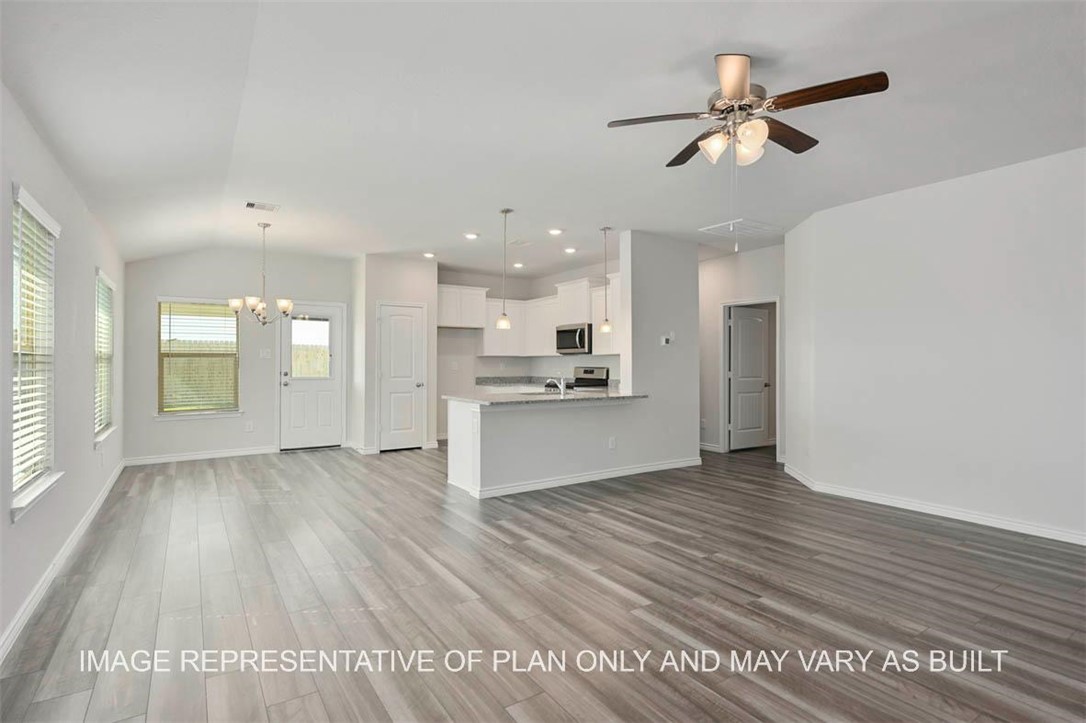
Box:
[2,446,1083,721]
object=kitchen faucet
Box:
[545,378,567,398]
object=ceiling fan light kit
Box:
[608,53,888,168]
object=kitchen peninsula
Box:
[445,387,649,498]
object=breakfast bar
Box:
[444,388,649,498]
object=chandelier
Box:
[228,222,293,325]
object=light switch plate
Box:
[259,348,272,359]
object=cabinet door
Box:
[437,286,460,327]
[460,288,487,328]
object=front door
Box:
[379,304,426,450]
[279,303,344,450]
[729,305,770,450]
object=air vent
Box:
[507,239,532,247]
[245,201,280,212]
[699,217,783,243]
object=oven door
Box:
[556,324,592,354]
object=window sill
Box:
[93,424,116,449]
[154,410,243,421]
[11,471,64,523]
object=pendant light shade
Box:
[496,208,513,330]
[697,132,728,164]
[737,118,769,150]
[599,226,612,334]
[735,142,764,166]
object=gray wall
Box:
[124,247,351,460]
[1,84,126,640]
[786,148,1085,542]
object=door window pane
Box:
[291,317,330,378]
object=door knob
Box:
[283,381,290,387]
[763,382,771,387]
[416,382,425,388]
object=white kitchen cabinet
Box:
[480,298,524,356]
[437,284,488,328]
[523,296,558,356]
[554,279,591,325]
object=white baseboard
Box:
[125,446,278,466]
[457,457,703,499]
[422,441,439,450]
[700,442,724,453]
[437,434,448,442]
[0,459,125,666]
[351,445,379,456]
[785,465,1085,546]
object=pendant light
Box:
[228,222,293,326]
[599,226,613,334]
[495,208,513,330]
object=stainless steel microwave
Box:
[556,323,592,355]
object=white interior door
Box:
[729,306,771,450]
[279,304,344,450]
[379,304,426,450]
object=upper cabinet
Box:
[437,284,488,328]
[554,279,591,325]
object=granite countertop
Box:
[443,389,647,406]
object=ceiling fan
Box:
[607,54,889,167]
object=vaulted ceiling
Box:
[3,2,1083,275]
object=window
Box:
[290,317,331,378]
[94,271,115,435]
[12,186,60,494]
[158,301,239,414]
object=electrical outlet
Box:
[244,420,254,433]
[608,436,616,450]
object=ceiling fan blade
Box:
[764,118,819,153]
[607,112,707,128]
[767,71,888,111]
[715,54,751,99]
[666,129,718,167]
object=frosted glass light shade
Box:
[228,298,244,312]
[737,118,769,150]
[276,298,294,315]
[495,312,511,330]
[256,301,267,316]
[735,142,764,166]
[697,132,728,164]
[245,296,261,311]
[599,319,613,334]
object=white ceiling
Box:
[3,2,1083,277]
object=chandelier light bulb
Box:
[697,132,729,164]
[737,118,769,150]
[735,142,764,167]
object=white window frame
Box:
[156,296,242,418]
[11,183,63,521]
[93,268,116,445]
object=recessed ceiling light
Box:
[549,228,564,236]
[463,232,479,240]
[564,247,577,254]
[423,252,435,258]
[513,262,523,269]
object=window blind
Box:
[158,301,239,414]
[94,273,114,434]
[12,198,57,492]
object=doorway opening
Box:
[720,299,780,458]
[279,301,346,450]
